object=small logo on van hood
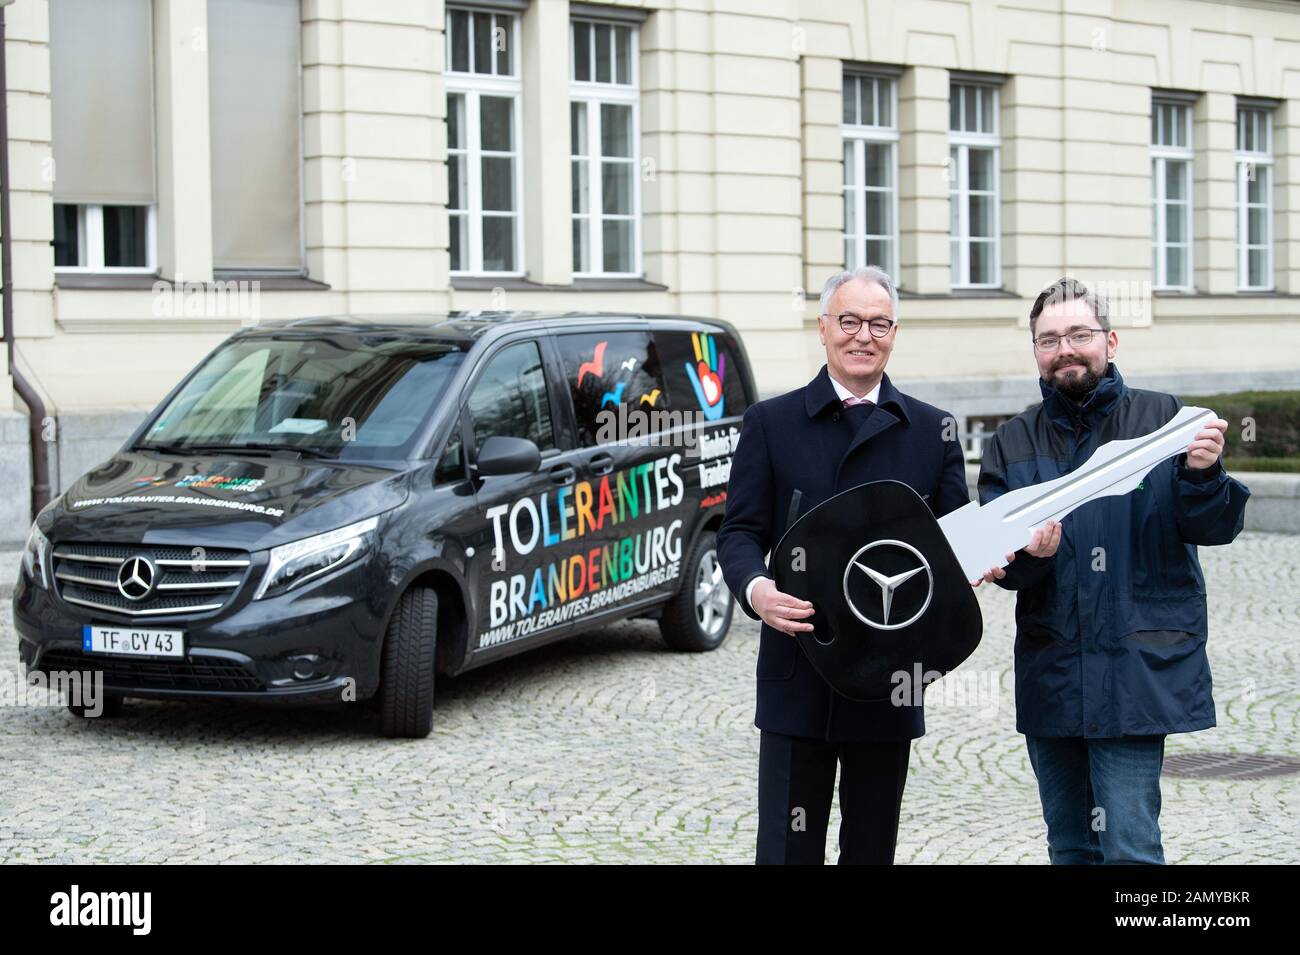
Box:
[129,473,265,493]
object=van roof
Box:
[240,311,738,343]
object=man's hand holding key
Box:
[974,519,1062,586]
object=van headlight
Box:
[254,515,379,600]
[22,524,49,589]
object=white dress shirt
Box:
[742,372,882,612]
[827,373,881,406]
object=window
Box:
[655,330,750,422]
[570,19,640,276]
[447,8,524,275]
[208,0,304,272]
[555,332,665,446]
[52,204,154,271]
[435,432,465,483]
[48,0,156,272]
[1151,97,1194,290]
[1236,105,1273,291]
[949,81,1000,287]
[841,73,899,277]
[467,341,555,454]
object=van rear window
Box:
[555,331,667,447]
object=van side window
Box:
[655,330,749,421]
[554,331,667,447]
[466,341,556,455]
[434,432,463,483]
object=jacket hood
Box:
[1039,361,1126,429]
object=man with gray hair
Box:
[717,265,975,863]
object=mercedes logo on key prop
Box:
[842,539,934,631]
[772,480,982,701]
[117,555,156,601]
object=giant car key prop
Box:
[771,405,1218,701]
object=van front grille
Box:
[38,648,262,692]
[51,542,251,618]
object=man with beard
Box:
[977,277,1250,864]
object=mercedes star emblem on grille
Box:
[116,555,157,601]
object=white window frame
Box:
[53,203,157,274]
[949,82,1001,289]
[841,72,900,280]
[1151,98,1194,291]
[446,9,525,277]
[1235,106,1273,292]
[569,17,642,278]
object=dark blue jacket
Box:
[977,363,1250,738]
[716,365,970,742]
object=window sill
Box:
[54,272,160,290]
[212,272,330,291]
[1155,288,1300,298]
[899,288,1019,299]
[55,271,331,291]
[452,276,668,292]
[572,277,667,292]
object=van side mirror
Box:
[471,435,541,477]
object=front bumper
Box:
[12,557,389,705]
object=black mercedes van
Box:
[14,312,753,737]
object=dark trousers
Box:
[756,730,911,865]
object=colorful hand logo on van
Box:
[685,332,726,421]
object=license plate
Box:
[83,624,185,658]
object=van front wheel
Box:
[660,530,733,652]
[378,586,438,738]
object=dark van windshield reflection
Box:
[136,334,469,461]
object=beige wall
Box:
[4,0,1300,422]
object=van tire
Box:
[378,586,438,738]
[660,530,733,652]
[67,692,126,719]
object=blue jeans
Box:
[1024,735,1166,865]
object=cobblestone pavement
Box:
[1,532,1296,864]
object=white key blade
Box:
[937,405,1218,581]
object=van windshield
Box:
[136,333,469,461]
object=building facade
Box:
[2,0,1299,539]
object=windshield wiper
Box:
[136,442,272,457]
[222,442,338,459]
[137,441,336,460]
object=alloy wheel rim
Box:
[694,549,731,637]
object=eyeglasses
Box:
[824,313,896,338]
[1032,328,1105,352]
